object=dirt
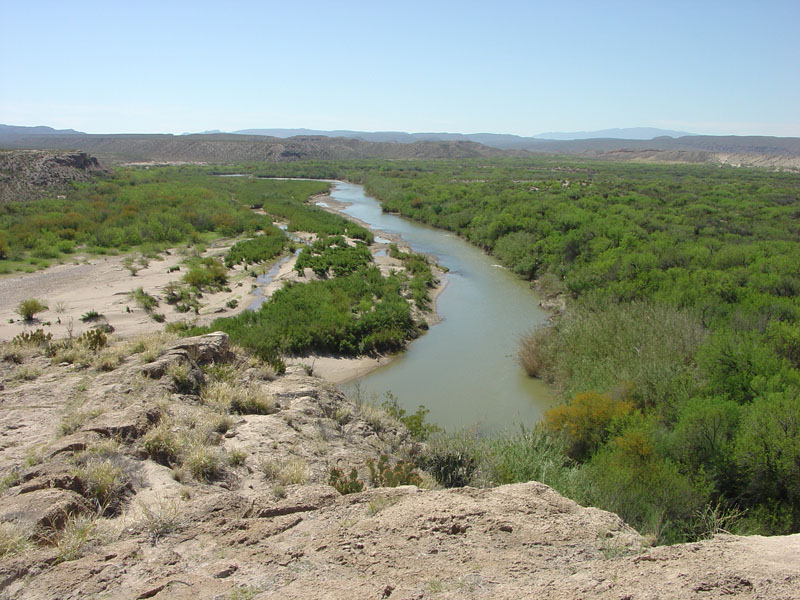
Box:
[0,332,798,599]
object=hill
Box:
[1,331,798,599]
[0,133,512,164]
[0,150,108,204]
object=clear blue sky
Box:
[2,0,798,136]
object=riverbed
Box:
[326,181,554,432]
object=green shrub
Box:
[417,431,479,488]
[15,299,48,321]
[366,455,422,487]
[130,287,159,312]
[329,467,365,495]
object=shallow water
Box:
[331,181,554,431]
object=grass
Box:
[209,381,275,415]
[134,496,183,543]
[130,287,159,312]
[0,522,33,558]
[259,456,310,486]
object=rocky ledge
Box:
[0,333,798,599]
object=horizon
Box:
[2,1,798,137]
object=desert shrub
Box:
[295,235,373,277]
[130,287,159,312]
[225,228,286,267]
[329,467,365,495]
[366,455,422,487]
[417,431,480,488]
[15,298,48,321]
[544,391,635,460]
[259,457,310,486]
[79,310,104,322]
[380,393,441,441]
[183,257,228,291]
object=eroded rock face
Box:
[0,488,93,538]
[0,150,109,204]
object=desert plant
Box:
[77,328,108,351]
[53,514,97,563]
[0,522,33,558]
[12,328,52,347]
[227,449,248,467]
[130,287,159,312]
[259,457,310,486]
[135,497,183,542]
[80,310,104,322]
[16,298,48,321]
[366,454,422,488]
[183,444,224,482]
[329,467,365,495]
[72,459,130,514]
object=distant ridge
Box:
[233,127,696,144]
[532,127,695,140]
[0,124,84,137]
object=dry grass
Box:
[259,456,310,486]
[0,522,33,558]
[202,380,275,415]
[518,328,552,378]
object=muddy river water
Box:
[328,181,554,431]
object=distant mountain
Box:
[0,124,84,137]
[229,128,697,147]
[532,127,696,140]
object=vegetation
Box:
[204,266,421,367]
[15,298,47,321]
[316,157,799,543]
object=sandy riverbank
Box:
[0,195,447,386]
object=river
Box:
[328,181,554,432]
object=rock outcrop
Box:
[0,150,108,204]
[1,332,799,599]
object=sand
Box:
[0,197,447,386]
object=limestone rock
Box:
[0,488,93,537]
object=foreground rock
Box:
[1,332,799,599]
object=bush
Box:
[366,455,422,487]
[544,391,634,460]
[329,467,365,495]
[15,298,48,321]
[417,431,479,488]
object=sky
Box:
[1,0,798,137]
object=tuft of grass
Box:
[183,444,224,482]
[227,448,248,467]
[135,497,183,543]
[202,380,275,415]
[259,456,310,486]
[11,366,41,381]
[72,459,130,514]
[53,514,96,563]
[0,522,33,558]
[59,408,102,437]
[129,287,159,312]
[518,328,551,378]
